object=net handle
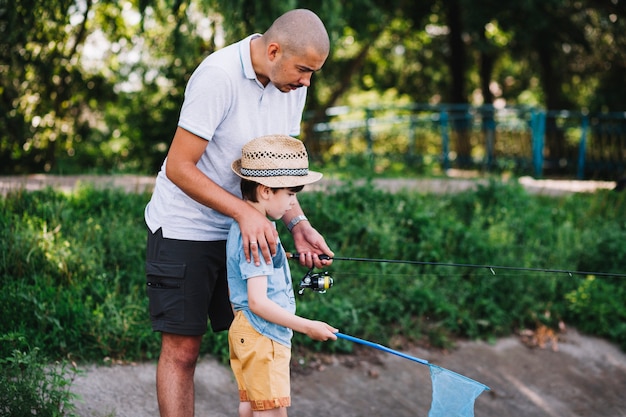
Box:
[335,332,429,365]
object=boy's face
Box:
[265,188,299,220]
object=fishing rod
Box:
[287,252,626,293]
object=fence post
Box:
[364,107,374,169]
[577,114,589,180]
[440,109,450,171]
[531,109,546,178]
[484,106,496,171]
[408,115,416,161]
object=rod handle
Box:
[286,252,332,261]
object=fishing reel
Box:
[298,268,333,295]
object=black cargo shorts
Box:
[145,227,234,335]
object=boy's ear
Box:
[258,184,272,200]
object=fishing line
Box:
[287,252,626,278]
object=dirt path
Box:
[70,328,626,417]
[0,173,618,196]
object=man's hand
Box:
[236,205,278,266]
[291,221,334,269]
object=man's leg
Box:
[157,332,202,417]
[146,229,230,416]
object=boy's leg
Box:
[229,314,291,416]
[252,408,288,417]
[238,401,252,417]
[238,402,287,417]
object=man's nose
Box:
[299,73,312,87]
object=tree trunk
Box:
[537,45,569,175]
[447,0,471,168]
[479,29,497,170]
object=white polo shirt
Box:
[145,34,308,240]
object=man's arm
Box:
[165,126,277,265]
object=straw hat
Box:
[232,134,323,188]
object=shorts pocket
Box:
[229,313,263,359]
[146,261,186,322]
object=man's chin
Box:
[277,84,302,93]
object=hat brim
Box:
[232,159,323,188]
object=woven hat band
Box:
[232,134,323,188]
[240,167,309,177]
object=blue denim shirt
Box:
[226,221,296,347]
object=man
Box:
[144,9,334,417]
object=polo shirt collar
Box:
[240,34,262,81]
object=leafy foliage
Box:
[5,182,624,365]
[3,1,626,174]
[0,186,158,361]
[0,333,79,416]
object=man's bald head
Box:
[263,9,330,58]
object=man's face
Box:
[269,47,327,93]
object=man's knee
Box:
[160,333,202,367]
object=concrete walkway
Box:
[69,329,626,417]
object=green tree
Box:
[0,0,111,173]
[2,0,625,175]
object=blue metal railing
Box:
[530,109,546,178]
[306,104,626,180]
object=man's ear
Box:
[267,43,280,61]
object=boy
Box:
[227,134,338,417]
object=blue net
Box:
[428,365,489,417]
[335,333,490,416]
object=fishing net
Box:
[428,364,489,417]
[335,333,489,416]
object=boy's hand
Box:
[306,321,338,341]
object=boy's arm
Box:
[247,276,337,341]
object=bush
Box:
[1,180,626,367]
[293,181,626,349]
[0,187,159,361]
[0,333,79,417]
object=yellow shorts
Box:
[228,311,291,411]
